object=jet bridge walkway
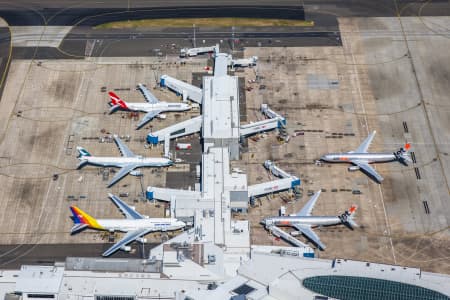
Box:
[147,160,300,205]
[261,104,286,127]
[180,45,218,57]
[147,115,202,144]
[160,75,202,104]
[248,160,300,199]
[240,104,286,138]
[146,187,203,202]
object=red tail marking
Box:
[118,100,128,109]
[108,91,121,104]
[404,143,411,150]
[349,205,357,214]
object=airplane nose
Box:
[260,219,266,225]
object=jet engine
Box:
[130,170,143,176]
[348,166,360,172]
[137,237,147,244]
[290,231,301,237]
[121,245,132,252]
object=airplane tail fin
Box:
[69,206,103,231]
[339,205,358,230]
[108,91,128,113]
[395,143,412,166]
[76,146,91,158]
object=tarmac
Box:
[0,243,159,269]
[241,16,450,274]
[0,14,448,274]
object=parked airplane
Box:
[261,190,357,250]
[76,134,172,187]
[320,131,411,183]
[108,84,190,129]
[70,193,186,257]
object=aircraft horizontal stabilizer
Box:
[109,104,121,114]
[76,160,89,169]
[70,223,88,234]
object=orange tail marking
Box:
[404,143,411,150]
[349,205,357,214]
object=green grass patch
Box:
[94,17,314,29]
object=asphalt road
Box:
[0,243,158,269]
[0,5,305,26]
[0,0,448,26]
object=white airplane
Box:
[108,84,191,129]
[261,191,358,250]
[76,134,172,187]
[70,193,186,257]
[320,131,412,183]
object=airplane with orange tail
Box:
[261,190,358,250]
[320,131,412,183]
[70,193,185,257]
[108,83,190,129]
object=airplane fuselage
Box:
[80,156,172,168]
[321,152,397,164]
[96,218,185,233]
[125,102,190,113]
[264,216,342,228]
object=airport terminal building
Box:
[1,253,449,300]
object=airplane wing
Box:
[102,227,154,257]
[354,131,376,153]
[136,110,161,129]
[113,135,135,157]
[297,190,321,216]
[138,84,159,104]
[108,194,144,220]
[352,160,384,183]
[293,224,326,250]
[107,164,137,188]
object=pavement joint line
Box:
[394,0,450,196]
[340,20,397,264]
[0,17,12,94]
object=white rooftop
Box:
[15,265,63,294]
[202,54,240,141]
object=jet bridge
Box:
[264,160,292,179]
[148,159,300,207]
[247,160,300,199]
[160,75,202,104]
[180,45,218,57]
[146,187,203,202]
[147,116,202,144]
[261,103,286,127]
[239,104,286,138]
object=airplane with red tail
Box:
[320,131,412,183]
[108,83,190,129]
